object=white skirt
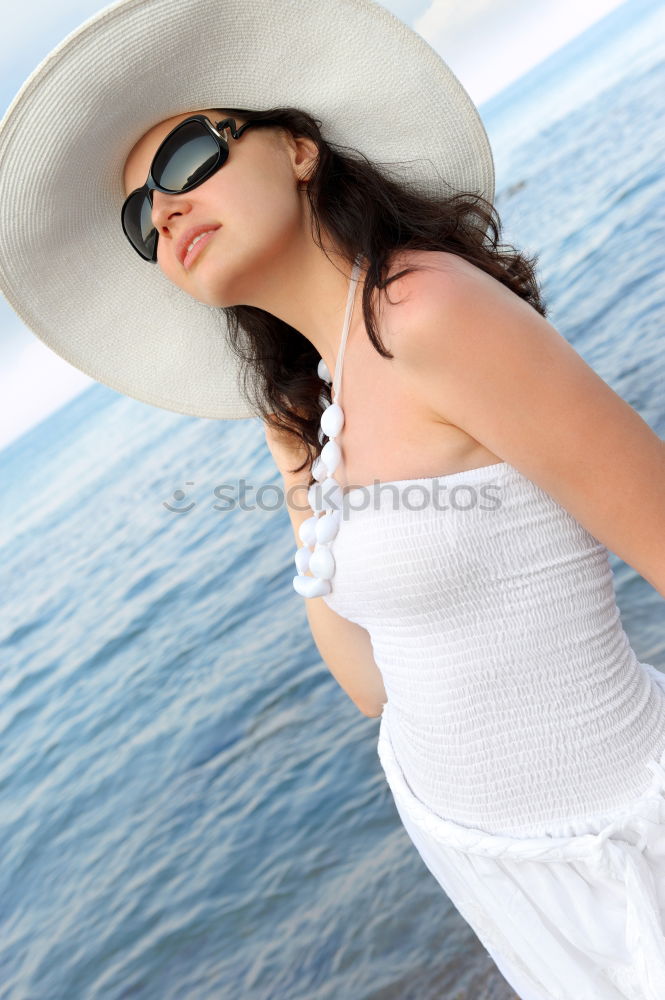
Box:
[376,661,665,1000]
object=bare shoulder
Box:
[381,248,511,323]
[383,248,470,298]
[380,248,521,363]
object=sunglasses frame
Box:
[121,115,259,262]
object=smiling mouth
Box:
[182,229,219,270]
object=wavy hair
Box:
[215,106,547,480]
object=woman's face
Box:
[122,109,318,308]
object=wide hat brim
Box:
[0,0,495,421]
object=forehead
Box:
[122,108,220,194]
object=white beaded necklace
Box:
[292,255,363,599]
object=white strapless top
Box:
[322,461,665,836]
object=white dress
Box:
[320,312,665,999]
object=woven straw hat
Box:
[0,0,494,420]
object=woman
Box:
[1,0,665,996]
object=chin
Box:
[185,283,231,309]
[191,272,243,309]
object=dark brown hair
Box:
[215,106,547,481]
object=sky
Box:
[0,0,628,452]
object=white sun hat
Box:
[0,0,494,420]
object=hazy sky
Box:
[0,0,628,451]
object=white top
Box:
[323,315,665,836]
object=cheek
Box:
[218,160,301,238]
[245,192,298,242]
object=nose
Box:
[150,189,193,237]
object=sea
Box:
[1,0,664,996]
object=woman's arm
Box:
[263,419,387,717]
[283,472,387,717]
[390,252,665,598]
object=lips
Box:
[176,223,221,267]
[182,230,220,270]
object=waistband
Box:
[377,664,665,997]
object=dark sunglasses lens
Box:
[124,190,157,259]
[153,120,222,190]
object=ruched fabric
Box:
[323,463,665,836]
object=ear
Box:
[284,132,319,183]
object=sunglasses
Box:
[121,115,266,262]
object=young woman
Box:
[1,1,664,996]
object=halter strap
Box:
[331,255,363,406]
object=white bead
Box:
[298,514,319,547]
[315,509,341,543]
[317,358,332,383]
[290,360,346,598]
[295,545,311,574]
[311,455,328,482]
[309,545,335,580]
[319,476,343,511]
[320,439,341,475]
[320,401,344,438]
[292,574,331,598]
[307,482,324,513]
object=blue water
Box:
[1,0,664,996]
